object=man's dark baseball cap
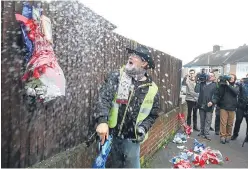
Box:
[126,46,155,69]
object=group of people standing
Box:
[183,69,248,144]
[93,43,246,168]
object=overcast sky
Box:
[80,0,248,65]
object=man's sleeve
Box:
[194,82,200,93]
[94,72,119,125]
[237,85,245,109]
[227,84,239,96]
[186,81,198,98]
[212,86,220,104]
[140,92,160,133]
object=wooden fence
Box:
[1,1,182,167]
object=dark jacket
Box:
[212,83,239,111]
[195,81,217,112]
[95,71,160,139]
[237,83,248,110]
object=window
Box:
[236,62,248,79]
[224,52,230,56]
[226,64,230,74]
[208,68,211,73]
[193,58,199,63]
[237,63,248,72]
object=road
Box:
[150,94,248,168]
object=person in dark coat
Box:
[231,77,248,142]
[95,46,160,168]
[211,74,239,144]
[195,72,217,141]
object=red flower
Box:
[33,68,40,79]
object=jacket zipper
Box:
[117,86,134,137]
[117,83,152,137]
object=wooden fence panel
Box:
[1,1,182,167]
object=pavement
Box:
[150,96,248,168]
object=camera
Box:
[218,75,231,85]
[196,72,208,83]
[243,77,248,83]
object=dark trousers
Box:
[233,108,248,136]
[186,100,197,127]
[215,106,220,133]
[199,109,213,136]
[106,138,140,168]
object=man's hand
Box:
[136,126,146,143]
[96,123,109,145]
[26,87,36,96]
[207,102,213,107]
[226,80,230,85]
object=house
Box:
[222,45,248,79]
[183,45,248,79]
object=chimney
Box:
[213,45,220,53]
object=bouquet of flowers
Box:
[16,2,65,103]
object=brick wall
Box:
[230,64,237,75]
[140,109,179,164]
[32,101,187,168]
[140,99,187,165]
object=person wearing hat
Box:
[94,45,159,168]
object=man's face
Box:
[208,73,215,81]
[188,71,195,80]
[126,53,148,70]
[229,74,235,83]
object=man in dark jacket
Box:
[211,74,239,144]
[195,72,217,140]
[231,77,248,141]
[95,46,159,168]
